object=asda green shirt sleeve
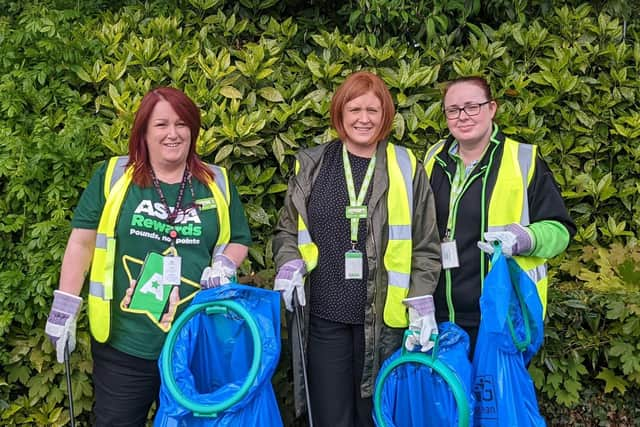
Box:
[227,182,252,246]
[71,161,107,230]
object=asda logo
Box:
[130,200,203,237]
[134,200,201,224]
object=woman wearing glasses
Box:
[423,76,575,355]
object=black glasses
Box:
[443,101,491,119]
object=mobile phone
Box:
[129,252,173,321]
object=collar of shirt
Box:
[448,142,480,177]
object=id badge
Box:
[345,250,363,279]
[196,197,216,211]
[441,240,460,269]
[345,205,367,219]
[163,255,182,285]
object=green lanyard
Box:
[446,142,486,232]
[342,144,376,243]
[447,160,476,231]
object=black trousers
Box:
[307,315,375,427]
[91,339,160,427]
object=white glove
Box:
[200,254,237,289]
[477,223,533,257]
[403,295,438,352]
[273,259,306,311]
[45,290,82,363]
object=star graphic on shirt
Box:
[120,247,200,332]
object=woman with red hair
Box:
[45,87,252,426]
[273,71,441,426]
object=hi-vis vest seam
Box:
[296,144,417,328]
[88,156,231,343]
[424,138,549,315]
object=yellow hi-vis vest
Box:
[296,143,417,328]
[424,137,549,315]
[88,156,231,343]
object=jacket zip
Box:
[436,155,486,323]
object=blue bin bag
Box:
[374,322,475,427]
[154,284,283,427]
[472,248,545,427]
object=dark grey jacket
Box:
[273,139,441,416]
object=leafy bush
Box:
[532,242,640,426]
[1,1,639,425]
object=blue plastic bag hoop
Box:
[160,299,262,418]
[373,332,471,427]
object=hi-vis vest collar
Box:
[88,156,231,343]
[424,134,550,315]
[296,143,417,328]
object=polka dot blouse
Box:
[307,142,373,324]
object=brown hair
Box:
[443,76,494,104]
[127,87,213,187]
[330,71,395,144]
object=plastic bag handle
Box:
[400,329,440,359]
[507,261,533,351]
[492,242,533,352]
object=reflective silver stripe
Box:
[526,263,547,283]
[517,144,533,226]
[393,145,414,216]
[213,243,227,256]
[389,224,411,240]
[95,233,107,249]
[208,165,229,201]
[424,140,445,165]
[90,281,105,298]
[298,229,313,245]
[109,156,129,192]
[387,271,410,289]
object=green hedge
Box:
[1,1,639,425]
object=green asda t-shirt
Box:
[72,161,252,359]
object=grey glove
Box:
[403,295,438,352]
[45,290,82,363]
[477,223,534,257]
[273,259,306,311]
[200,254,237,289]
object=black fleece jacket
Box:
[428,128,576,332]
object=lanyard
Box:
[342,144,376,243]
[445,142,488,232]
[150,167,195,226]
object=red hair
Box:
[330,71,395,144]
[127,87,213,187]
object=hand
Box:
[403,295,438,352]
[477,223,533,257]
[273,259,306,311]
[200,254,237,289]
[121,280,136,308]
[159,286,181,330]
[45,290,83,363]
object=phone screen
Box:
[129,252,173,321]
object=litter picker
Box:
[64,342,75,427]
[293,293,313,427]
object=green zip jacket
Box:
[273,139,441,416]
